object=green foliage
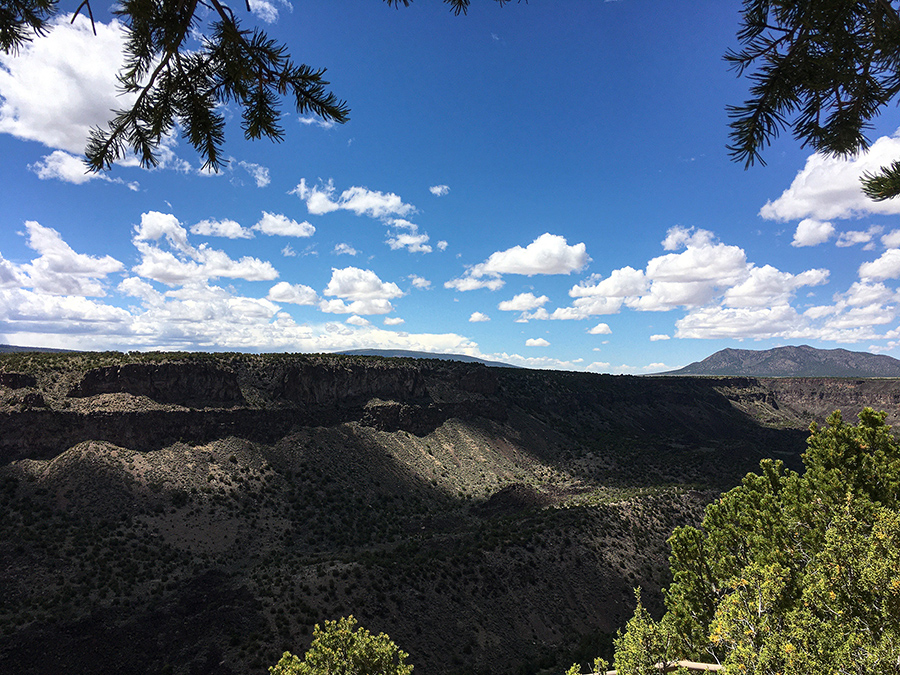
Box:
[270,616,413,675]
[612,589,674,675]
[614,408,900,674]
[727,0,900,199]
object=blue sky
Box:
[3,0,900,372]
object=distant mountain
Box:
[0,344,74,353]
[336,348,517,368]
[665,345,900,377]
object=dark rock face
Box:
[67,363,245,406]
[0,372,36,389]
[272,361,428,405]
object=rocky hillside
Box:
[666,344,900,377]
[1,351,898,675]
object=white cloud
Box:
[248,0,290,24]
[498,292,549,312]
[318,298,396,315]
[836,225,882,249]
[324,267,403,301]
[409,275,431,290]
[266,281,318,306]
[437,240,448,251]
[0,15,131,153]
[0,288,133,334]
[570,267,648,298]
[792,219,835,247]
[469,312,490,322]
[386,231,431,253]
[444,276,506,292]
[429,184,450,196]
[253,212,315,237]
[588,323,612,335]
[334,243,358,256]
[722,265,829,308]
[346,315,370,327]
[649,334,670,341]
[882,230,900,248]
[320,267,404,315]
[298,116,336,130]
[447,233,589,291]
[282,245,297,257]
[238,161,271,187]
[859,249,900,281]
[627,228,749,311]
[133,211,193,253]
[292,178,415,218]
[675,304,806,339]
[0,254,24,288]
[17,220,124,296]
[525,337,550,347]
[760,132,900,221]
[28,150,139,190]
[383,316,405,326]
[132,212,277,285]
[190,218,253,239]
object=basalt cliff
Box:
[1,351,898,675]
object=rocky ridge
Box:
[2,351,899,675]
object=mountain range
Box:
[665,344,900,377]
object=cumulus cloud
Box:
[346,315,370,327]
[469,312,490,322]
[266,281,318,306]
[444,276,506,292]
[1,288,133,336]
[498,292,549,312]
[675,304,806,339]
[836,225,882,249]
[539,226,832,338]
[859,249,900,281]
[429,184,450,196]
[386,229,431,253]
[624,227,748,312]
[525,337,550,347]
[0,15,130,153]
[722,265,829,308]
[28,150,139,190]
[190,218,253,239]
[588,323,612,335]
[446,233,589,291]
[292,179,415,218]
[792,219,835,247]
[760,132,900,221]
[248,0,292,24]
[320,267,404,315]
[649,334,670,341]
[383,317,405,326]
[252,212,315,237]
[570,267,648,299]
[132,211,277,285]
[409,275,431,290]
[17,220,124,296]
